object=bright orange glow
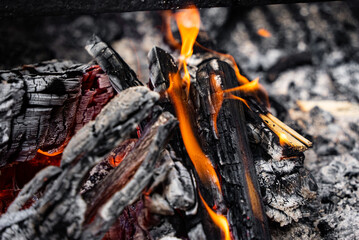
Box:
[226,94,250,109]
[223,77,260,95]
[108,155,124,168]
[167,72,221,190]
[175,7,200,59]
[167,7,222,190]
[279,132,289,146]
[195,42,270,108]
[37,149,63,157]
[199,191,231,240]
[210,74,224,136]
[175,7,200,93]
[37,140,69,157]
[257,28,272,38]
[245,172,264,222]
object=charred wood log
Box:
[0,0,337,17]
[192,59,270,240]
[81,111,177,239]
[0,61,115,167]
[0,86,162,240]
[85,35,143,93]
[0,61,84,166]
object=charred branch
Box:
[82,112,177,239]
[85,35,143,92]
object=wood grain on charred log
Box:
[0,61,84,167]
[0,61,116,167]
[193,59,270,240]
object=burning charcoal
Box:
[85,35,143,92]
[0,61,117,169]
[82,111,177,239]
[0,61,84,166]
[0,86,163,240]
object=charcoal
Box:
[0,87,166,240]
[85,35,143,92]
[0,61,84,166]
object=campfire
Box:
[1,2,359,240]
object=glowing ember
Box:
[210,74,224,136]
[257,28,272,38]
[245,172,264,222]
[199,192,231,240]
[37,149,63,157]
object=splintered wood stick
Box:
[0,0,338,17]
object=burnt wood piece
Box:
[148,47,178,93]
[86,35,143,93]
[245,99,312,160]
[0,87,160,240]
[0,61,116,167]
[0,60,85,166]
[192,59,270,240]
[0,0,337,17]
[82,112,177,240]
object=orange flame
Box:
[257,28,272,38]
[175,7,200,94]
[195,42,270,108]
[167,7,221,190]
[279,132,289,146]
[37,139,70,157]
[199,191,231,240]
[168,72,221,190]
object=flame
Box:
[226,94,250,109]
[167,7,221,190]
[195,43,270,108]
[257,28,272,38]
[223,77,260,95]
[199,191,231,240]
[175,7,200,94]
[168,72,221,190]
[279,132,289,146]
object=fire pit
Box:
[0,1,358,240]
